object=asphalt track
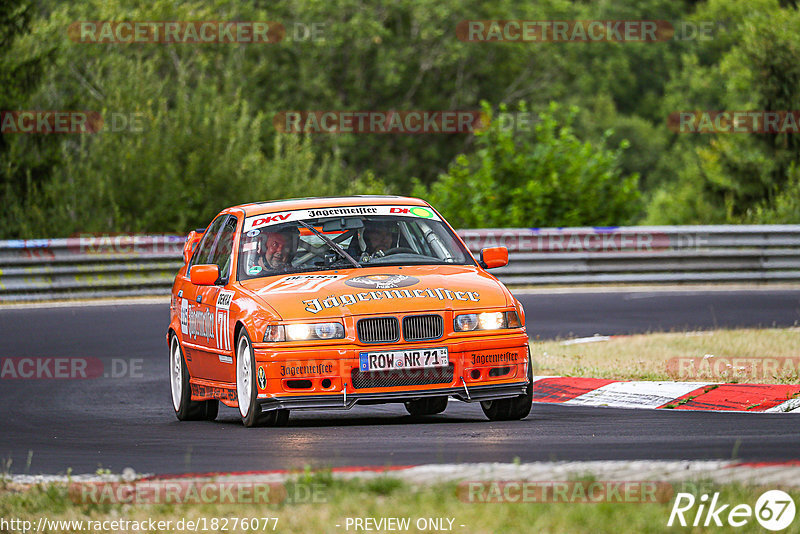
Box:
[0,289,798,475]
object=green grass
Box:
[531,328,800,383]
[1,475,798,533]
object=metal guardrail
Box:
[0,236,184,302]
[459,225,800,285]
[0,226,798,301]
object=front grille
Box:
[402,314,444,341]
[357,317,400,344]
[351,363,454,389]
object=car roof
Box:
[230,195,431,218]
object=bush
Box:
[414,102,640,228]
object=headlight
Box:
[312,322,343,339]
[454,314,479,331]
[263,322,344,342]
[454,311,521,332]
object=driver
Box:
[363,220,397,257]
[258,229,298,270]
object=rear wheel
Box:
[236,329,290,427]
[404,396,448,416]
[169,333,218,421]
[481,353,533,421]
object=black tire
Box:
[202,399,219,421]
[261,408,291,426]
[236,329,290,427]
[405,396,448,416]
[480,352,533,421]
[169,333,219,421]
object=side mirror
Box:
[183,229,204,264]
[480,247,508,269]
[189,264,220,286]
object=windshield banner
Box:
[243,205,441,232]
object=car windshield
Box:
[237,205,475,280]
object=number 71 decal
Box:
[216,310,230,351]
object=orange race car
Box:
[168,196,532,427]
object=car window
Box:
[208,216,238,280]
[190,215,227,268]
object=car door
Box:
[204,215,239,383]
[179,215,228,381]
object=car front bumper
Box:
[256,380,529,412]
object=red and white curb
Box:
[9,461,800,488]
[533,377,800,413]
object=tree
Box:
[645,0,800,223]
[0,0,59,237]
[414,102,640,228]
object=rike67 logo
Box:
[668,490,796,531]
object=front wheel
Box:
[236,329,290,427]
[480,354,533,421]
[169,333,218,421]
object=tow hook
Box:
[460,376,471,401]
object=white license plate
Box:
[359,347,449,372]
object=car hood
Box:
[238,265,512,319]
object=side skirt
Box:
[190,379,238,408]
